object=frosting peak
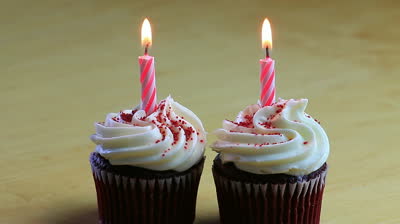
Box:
[91,96,206,172]
[211,99,329,175]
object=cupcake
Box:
[211,99,329,224]
[90,96,206,224]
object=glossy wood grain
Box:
[1,0,399,223]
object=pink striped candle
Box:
[139,18,157,114]
[139,55,157,114]
[260,18,276,107]
[260,57,275,106]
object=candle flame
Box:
[262,18,272,49]
[141,18,152,47]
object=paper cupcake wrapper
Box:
[91,160,204,224]
[213,167,327,224]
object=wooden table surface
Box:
[1,0,399,223]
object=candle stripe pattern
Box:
[260,58,275,107]
[139,55,157,114]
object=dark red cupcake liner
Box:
[91,157,205,224]
[213,164,327,224]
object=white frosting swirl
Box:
[91,96,206,172]
[211,99,329,176]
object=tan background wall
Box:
[1,0,399,223]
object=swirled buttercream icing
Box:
[211,99,329,176]
[91,96,206,172]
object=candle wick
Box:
[144,44,149,55]
[266,47,270,58]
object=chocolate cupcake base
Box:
[90,152,205,224]
[212,155,327,224]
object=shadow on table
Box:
[195,215,220,224]
[40,206,219,224]
[40,206,97,224]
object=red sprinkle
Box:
[259,121,275,129]
[183,126,195,140]
[268,132,281,135]
[303,141,308,145]
[120,112,133,122]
